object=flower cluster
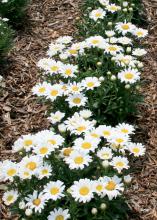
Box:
[1,0,147,219]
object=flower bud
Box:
[123,1,128,7]
[136,85,141,91]
[107,22,112,26]
[123,8,128,12]
[107,71,111,75]
[125,84,130,89]
[19,201,25,210]
[99,76,104,82]
[102,160,109,168]
[110,75,116,81]
[124,175,132,184]
[100,203,107,210]
[25,209,32,216]
[138,62,143,68]
[58,123,66,133]
[129,7,133,12]
[91,208,97,215]
[126,47,132,53]
[97,61,102,66]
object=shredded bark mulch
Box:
[0,0,80,219]
[127,0,157,219]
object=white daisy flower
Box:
[32,82,51,97]
[82,77,101,90]
[97,147,113,160]
[46,60,63,74]
[12,134,35,152]
[109,132,129,147]
[128,143,145,157]
[79,109,92,119]
[99,0,109,6]
[132,28,148,38]
[115,22,135,35]
[115,123,135,135]
[73,136,100,153]
[103,175,124,200]
[86,36,106,49]
[64,150,92,170]
[105,44,123,55]
[48,111,65,124]
[105,30,115,38]
[20,155,42,174]
[33,143,53,158]
[25,191,47,213]
[67,82,84,94]
[37,164,52,179]
[18,168,32,180]
[46,84,63,101]
[2,190,19,206]
[111,156,129,173]
[97,125,114,139]
[3,160,18,181]
[118,36,132,45]
[66,93,87,108]
[93,179,105,195]
[113,54,135,67]
[106,4,121,13]
[60,64,78,78]
[47,43,65,57]
[48,208,70,220]
[56,36,73,44]
[89,8,106,21]
[132,48,147,57]
[70,178,94,203]
[118,68,140,84]
[37,58,52,71]
[43,180,65,200]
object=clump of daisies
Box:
[1,0,147,219]
[1,121,145,219]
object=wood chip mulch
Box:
[127,0,157,219]
[0,0,80,219]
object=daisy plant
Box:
[1,0,147,219]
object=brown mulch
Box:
[127,0,157,220]
[0,0,80,159]
[0,0,80,219]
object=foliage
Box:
[0,0,29,27]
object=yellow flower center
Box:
[91,39,100,45]
[50,187,59,195]
[50,90,58,96]
[26,162,37,171]
[39,147,48,155]
[132,147,140,153]
[81,142,92,149]
[24,139,33,146]
[74,156,84,164]
[72,86,79,91]
[48,139,56,145]
[110,5,117,11]
[56,215,64,220]
[87,82,94,87]
[65,69,72,75]
[102,153,109,159]
[73,97,81,104]
[33,198,41,206]
[69,49,77,55]
[77,126,86,132]
[108,46,117,51]
[63,148,73,156]
[95,12,102,17]
[116,138,124,144]
[79,186,90,196]
[7,168,16,176]
[96,184,103,192]
[105,181,116,191]
[122,24,129,30]
[137,31,143,37]
[42,169,48,175]
[103,131,110,136]
[91,133,99,138]
[116,161,124,167]
[7,195,14,202]
[24,171,30,177]
[121,128,129,133]
[125,73,134,80]
[51,66,59,72]
[38,87,46,93]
